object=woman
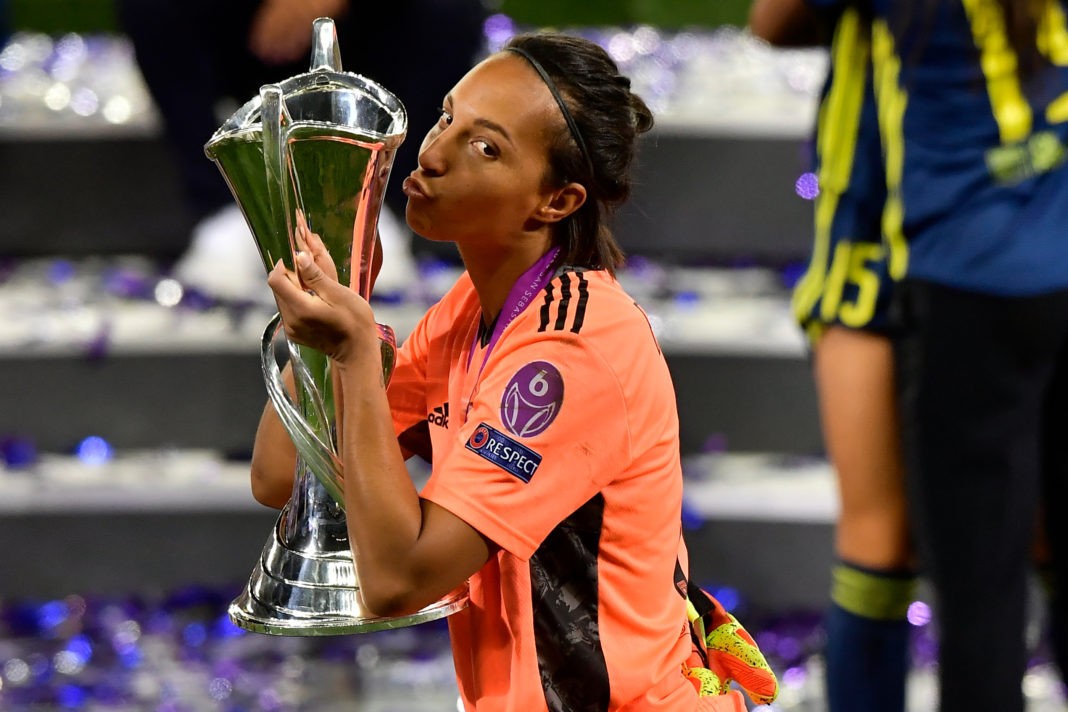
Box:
[249,31,774,712]
[750,4,916,711]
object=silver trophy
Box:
[204,18,467,635]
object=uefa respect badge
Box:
[466,423,543,482]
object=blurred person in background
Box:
[867,3,1068,709]
[757,1,1068,710]
[117,0,487,303]
[749,4,915,711]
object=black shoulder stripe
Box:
[537,270,592,334]
[570,272,589,334]
[554,272,572,331]
[538,282,555,332]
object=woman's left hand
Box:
[267,224,379,368]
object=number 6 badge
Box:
[500,361,564,438]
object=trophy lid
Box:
[205,18,407,157]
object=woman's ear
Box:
[535,182,587,224]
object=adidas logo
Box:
[427,403,449,428]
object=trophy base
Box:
[227,507,469,636]
[228,585,469,636]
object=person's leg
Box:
[0,0,9,46]
[117,0,292,301]
[116,0,263,221]
[1039,289,1068,683]
[894,280,1053,712]
[815,326,914,712]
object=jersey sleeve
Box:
[421,325,632,560]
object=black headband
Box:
[505,46,594,177]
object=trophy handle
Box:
[262,313,345,504]
[260,85,299,265]
[262,86,337,464]
[261,314,401,506]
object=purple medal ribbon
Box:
[467,246,561,374]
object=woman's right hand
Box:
[267,226,380,370]
[293,210,338,283]
[293,209,384,296]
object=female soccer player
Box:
[762,2,1068,710]
[750,4,916,711]
[249,31,776,712]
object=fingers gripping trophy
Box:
[204,18,467,635]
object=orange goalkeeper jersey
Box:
[387,255,697,711]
